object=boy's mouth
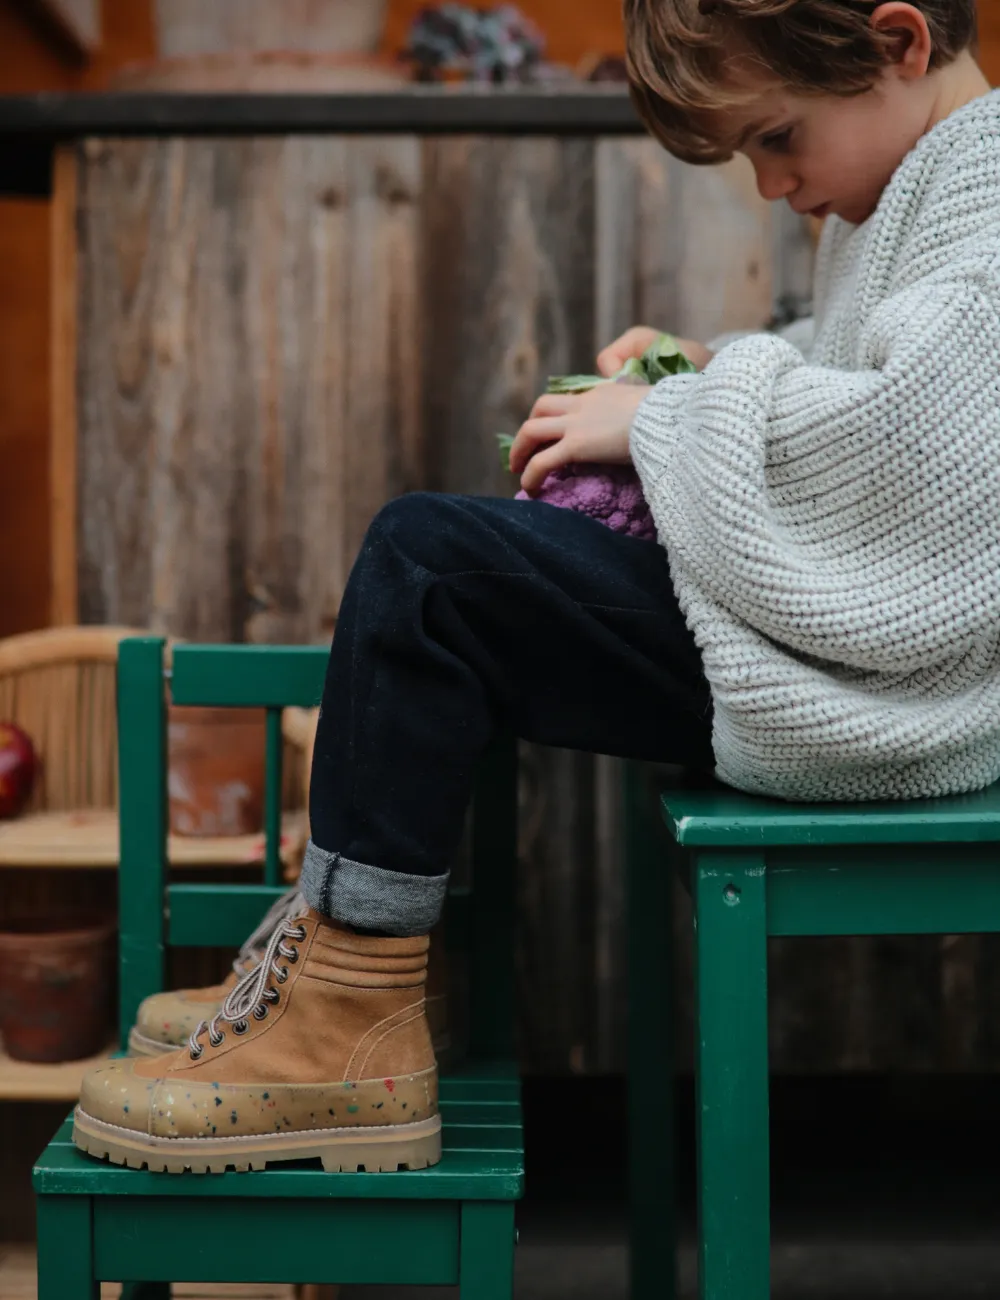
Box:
[806,202,831,219]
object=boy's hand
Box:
[597,326,714,377]
[511,382,651,495]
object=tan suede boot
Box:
[128,891,457,1062]
[128,888,306,1057]
[74,908,439,1173]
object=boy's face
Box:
[721,73,931,226]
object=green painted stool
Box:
[658,779,1000,1300]
[33,638,524,1299]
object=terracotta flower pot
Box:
[0,915,116,1062]
[168,706,267,837]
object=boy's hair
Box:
[624,0,979,164]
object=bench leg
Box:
[693,852,770,1300]
[624,763,677,1300]
[459,1202,516,1300]
[36,1197,98,1300]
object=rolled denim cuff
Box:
[300,840,448,937]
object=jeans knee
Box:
[365,492,465,569]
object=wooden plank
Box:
[240,135,423,640]
[674,154,776,342]
[77,136,423,642]
[422,135,596,496]
[49,143,78,625]
[595,137,676,348]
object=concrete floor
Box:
[344,1074,1000,1299]
[344,1210,1000,1300]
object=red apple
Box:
[0,722,37,818]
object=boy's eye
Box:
[760,127,793,153]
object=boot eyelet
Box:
[252,1004,269,1021]
[293,925,306,941]
[233,1019,249,1036]
[209,1030,225,1048]
[286,948,299,964]
[276,967,289,984]
[190,1046,203,1061]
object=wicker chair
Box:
[0,626,315,872]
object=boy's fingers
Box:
[519,442,568,495]
[530,393,578,419]
[510,417,564,473]
[597,325,661,376]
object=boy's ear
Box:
[870,2,933,78]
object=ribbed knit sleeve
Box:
[631,270,1000,669]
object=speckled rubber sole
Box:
[72,1107,442,1174]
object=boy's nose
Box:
[753,162,798,204]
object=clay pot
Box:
[0,916,116,1062]
[168,706,267,837]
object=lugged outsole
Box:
[72,1107,442,1174]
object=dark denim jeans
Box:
[300,492,713,934]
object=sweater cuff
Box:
[629,372,698,486]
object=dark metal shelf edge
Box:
[0,90,645,136]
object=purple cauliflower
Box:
[498,332,694,539]
[515,464,656,540]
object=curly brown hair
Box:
[624,0,979,164]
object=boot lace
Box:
[232,888,306,976]
[189,916,307,1059]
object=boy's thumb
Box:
[596,349,621,377]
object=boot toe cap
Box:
[78,1058,158,1135]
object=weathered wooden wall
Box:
[76,133,1000,1077]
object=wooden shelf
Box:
[0,1039,117,1102]
[0,808,308,869]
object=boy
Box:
[74,1,998,1174]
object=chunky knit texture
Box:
[630,91,1000,802]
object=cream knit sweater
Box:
[630,90,1000,802]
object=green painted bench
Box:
[659,779,1000,1300]
[33,639,524,1299]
